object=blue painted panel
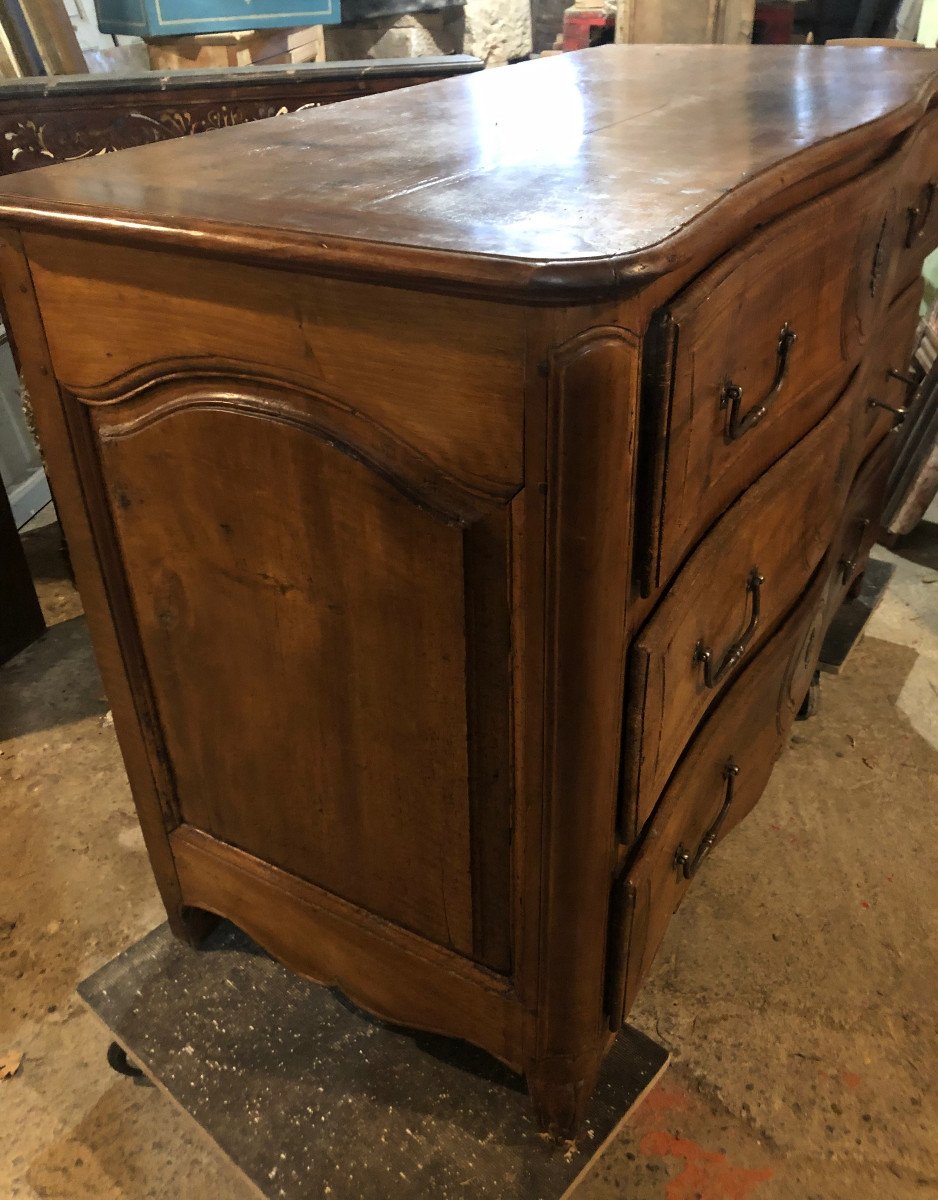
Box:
[94,0,340,36]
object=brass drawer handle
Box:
[720,324,797,442]
[883,363,921,411]
[905,181,936,248]
[694,569,764,689]
[675,760,739,880]
[839,518,870,584]
[868,397,906,427]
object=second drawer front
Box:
[623,374,865,839]
[607,558,835,1030]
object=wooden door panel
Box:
[70,367,515,969]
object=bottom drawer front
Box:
[607,562,835,1029]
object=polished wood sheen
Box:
[0,46,936,1138]
[626,378,862,838]
[3,45,938,299]
[609,561,835,1026]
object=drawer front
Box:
[861,280,923,461]
[827,434,898,619]
[637,155,899,595]
[607,559,835,1029]
[624,375,864,839]
[893,111,938,299]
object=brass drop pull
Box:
[905,181,936,248]
[887,367,918,387]
[839,518,870,584]
[720,324,797,442]
[867,397,906,426]
[694,569,764,689]
[674,760,739,880]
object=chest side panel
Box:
[29,239,524,973]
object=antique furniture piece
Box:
[0,0,87,78]
[1,45,936,1137]
[0,57,482,174]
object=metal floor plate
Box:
[78,921,668,1200]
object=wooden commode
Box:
[1,46,935,1137]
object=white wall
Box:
[63,0,114,52]
[63,0,148,71]
[918,0,938,44]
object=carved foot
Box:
[526,1053,603,1141]
[167,904,218,948]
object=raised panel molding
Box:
[61,358,519,971]
[71,357,520,524]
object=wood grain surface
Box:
[608,559,836,1028]
[625,376,864,838]
[0,47,936,299]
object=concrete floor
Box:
[1,509,936,1200]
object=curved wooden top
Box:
[1,45,937,302]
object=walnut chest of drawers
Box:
[1,45,936,1137]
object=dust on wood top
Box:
[0,45,936,300]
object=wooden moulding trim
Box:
[0,57,483,106]
[68,355,520,523]
[535,323,637,1063]
[170,825,525,1072]
[603,876,635,1033]
[0,91,934,304]
[617,646,649,848]
[634,310,678,599]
